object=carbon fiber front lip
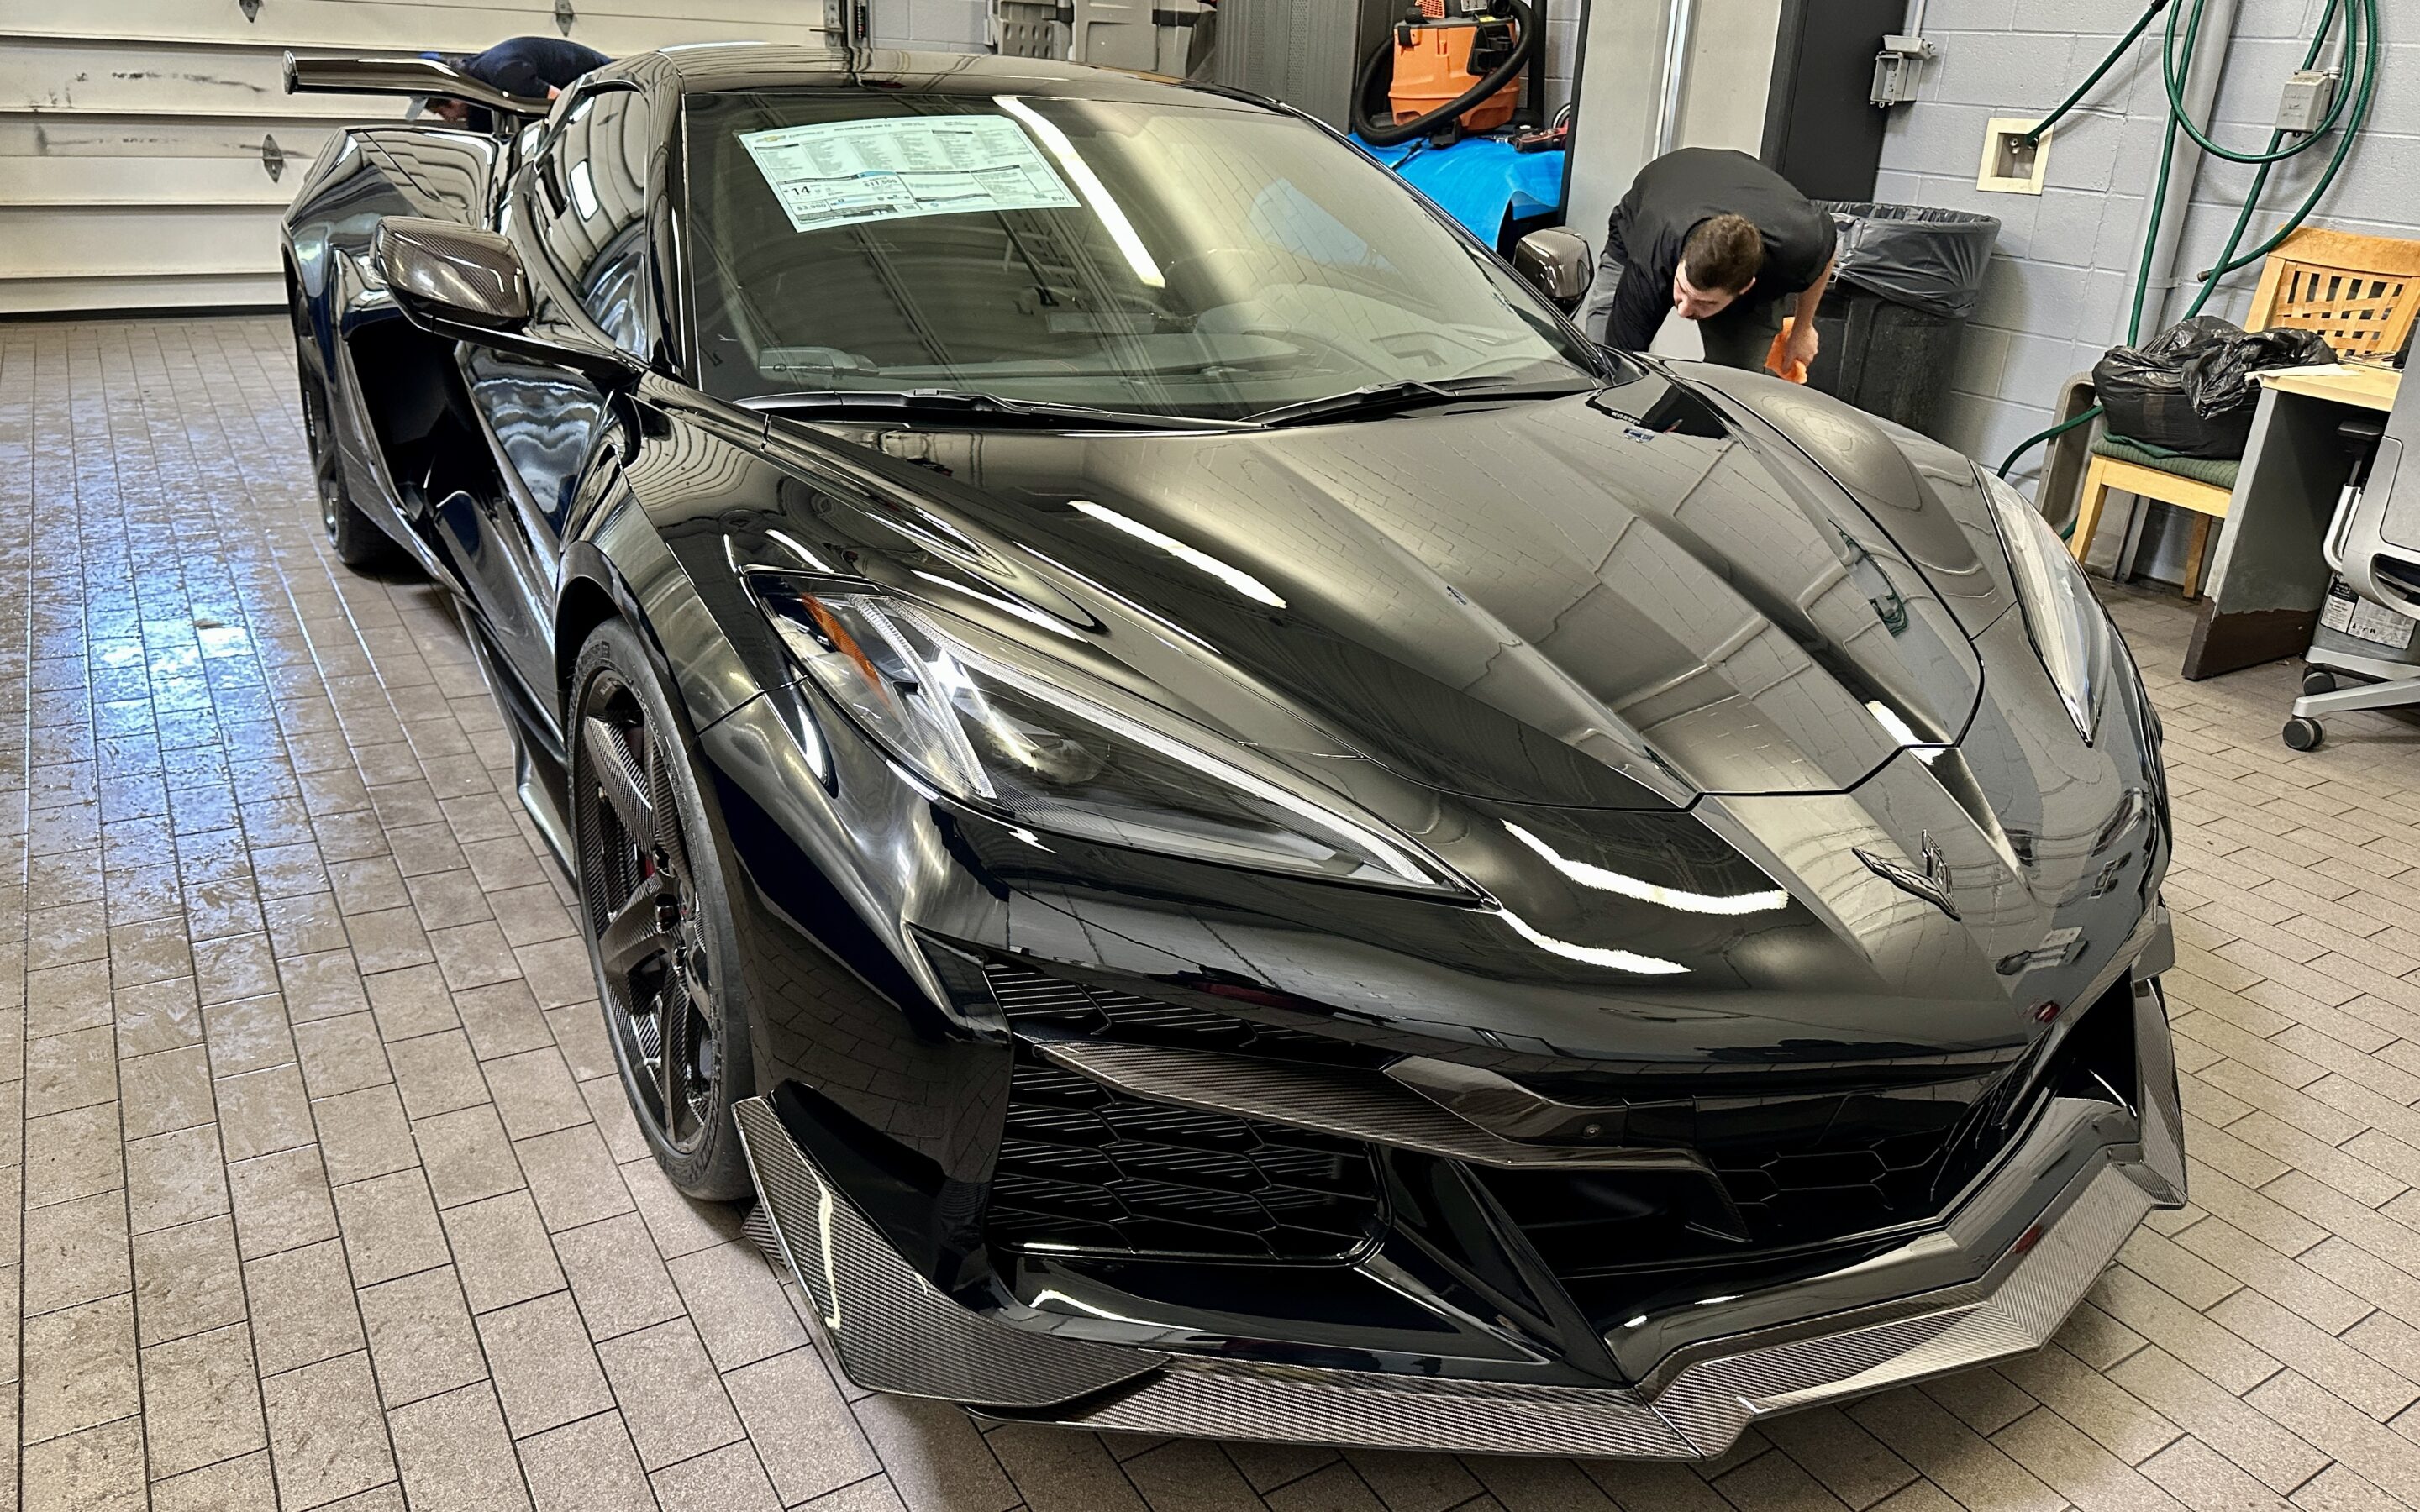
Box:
[1644,1158,2152,1451]
[986,1155,2154,1457]
[736,1087,2160,1457]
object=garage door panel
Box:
[6,10,829,51]
[3,1,840,312]
[0,271,285,313]
[0,118,335,161]
[7,0,834,45]
[1,154,301,205]
[0,205,285,281]
[0,42,414,117]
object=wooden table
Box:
[2260,363,2401,410]
[2183,362,2400,679]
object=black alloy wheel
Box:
[570,620,755,1199]
[293,335,395,569]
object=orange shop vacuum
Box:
[1352,0,1541,147]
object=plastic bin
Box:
[1803,202,2000,440]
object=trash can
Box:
[1804,202,2000,440]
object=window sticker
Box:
[737,115,1081,234]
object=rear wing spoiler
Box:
[282,53,553,122]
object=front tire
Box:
[295,340,396,570]
[568,618,756,1200]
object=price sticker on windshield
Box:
[737,116,1080,234]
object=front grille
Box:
[988,1054,1382,1260]
[1706,1097,1996,1246]
[1716,1128,1975,1236]
[1695,1047,2054,1244]
[1474,1091,1997,1277]
[1474,1074,2037,1274]
[972,958,2123,1283]
[1491,986,2136,1278]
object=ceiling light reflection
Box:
[992,95,1165,288]
[1497,908,1689,975]
[1071,500,1286,607]
[909,570,1086,640]
[1504,822,1788,916]
[1865,699,1947,764]
[1032,1289,1155,1325]
[1865,699,1919,746]
[765,528,830,570]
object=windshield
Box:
[681,87,1601,419]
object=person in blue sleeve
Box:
[415,36,611,129]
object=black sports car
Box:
[281,44,2183,1457]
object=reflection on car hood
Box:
[771,368,1988,812]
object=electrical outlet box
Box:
[2277,69,2339,134]
[1870,34,1934,108]
[1978,118,2051,195]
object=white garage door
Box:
[0,0,840,313]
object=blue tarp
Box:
[1350,134,1567,249]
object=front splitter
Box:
[732,1093,2165,1458]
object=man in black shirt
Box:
[1583,148,1837,375]
[420,36,609,129]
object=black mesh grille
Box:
[984,965,1370,1067]
[988,1055,1382,1260]
[1492,988,2131,1278]
[1471,1091,2022,1285]
[975,959,2103,1275]
[982,963,1390,1259]
[1704,1100,1996,1247]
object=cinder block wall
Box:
[1876,0,2420,491]
[1544,8,1580,114]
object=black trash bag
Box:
[2094,316,2335,459]
[2094,318,2233,458]
[2185,321,2334,422]
[1813,201,2002,320]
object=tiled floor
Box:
[3,314,2420,1512]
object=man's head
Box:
[1672,214,1764,321]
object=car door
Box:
[448,80,656,717]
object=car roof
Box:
[617,42,1270,113]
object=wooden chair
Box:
[2065,449,2239,601]
[2069,228,2420,598]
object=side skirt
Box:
[448,597,575,879]
[517,741,575,879]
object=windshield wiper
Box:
[744,388,1237,433]
[1244,376,1596,428]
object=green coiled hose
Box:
[1993,0,2381,491]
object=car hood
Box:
[682,370,2160,1054]
[765,365,1991,814]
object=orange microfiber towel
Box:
[1765,317,1808,384]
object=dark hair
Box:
[1682,215,1765,294]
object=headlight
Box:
[1978,468,2111,740]
[751,575,1465,895]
